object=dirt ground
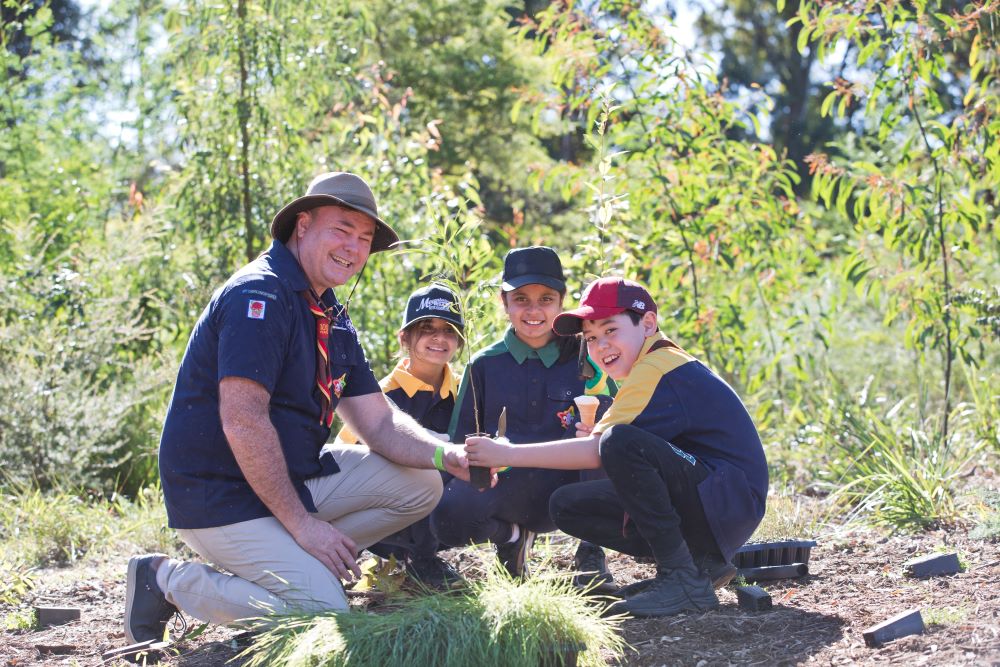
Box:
[2,525,998,666]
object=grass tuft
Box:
[242,557,627,667]
[818,401,982,530]
[750,493,825,542]
[970,490,1000,542]
[0,556,35,607]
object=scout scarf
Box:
[303,289,336,427]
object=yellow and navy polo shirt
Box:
[595,332,768,561]
[336,359,458,444]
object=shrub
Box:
[0,224,172,494]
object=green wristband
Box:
[433,445,447,471]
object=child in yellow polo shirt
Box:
[336,283,464,588]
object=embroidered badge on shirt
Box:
[247,300,266,319]
[332,311,356,334]
[332,373,347,398]
[556,406,576,429]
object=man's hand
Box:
[221,377,363,580]
[464,435,514,469]
[288,515,363,582]
[441,443,470,481]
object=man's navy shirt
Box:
[159,240,381,529]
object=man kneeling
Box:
[125,172,468,643]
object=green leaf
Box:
[509,98,523,124]
[857,40,879,67]
[820,90,838,118]
[796,25,812,54]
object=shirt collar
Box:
[640,332,667,356]
[267,239,340,305]
[503,327,561,368]
[618,332,668,382]
[391,359,458,399]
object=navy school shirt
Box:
[448,328,614,443]
[158,240,381,529]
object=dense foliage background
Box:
[1,0,997,533]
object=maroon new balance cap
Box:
[553,277,657,336]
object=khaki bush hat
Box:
[270,172,399,253]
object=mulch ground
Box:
[3,524,998,666]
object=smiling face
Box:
[581,311,658,380]
[502,283,564,349]
[402,317,461,376]
[288,205,375,293]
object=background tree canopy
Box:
[1,0,997,531]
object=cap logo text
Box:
[631,300,646,310]
[418,297,453,313]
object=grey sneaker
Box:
[614,566,719,617]
[572,542,616,593]
[407,555,465,590]
[496,527,535,578]
[124,554,179,644]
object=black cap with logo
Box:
[402,284,464,332]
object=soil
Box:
[2,523,998,666]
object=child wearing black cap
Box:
[437,247,616,585]
[465,276,769,617]
[336,283,465,588]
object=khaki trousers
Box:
[159,446,442,624]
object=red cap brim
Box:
[552,306,628,336]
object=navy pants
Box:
[432,467,579,546]
[549,424,720,569]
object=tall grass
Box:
[243,562,626,667]
[819,400,983,530]
[0,483,179,568]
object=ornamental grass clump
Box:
[242,560,626,667]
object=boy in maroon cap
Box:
[465,277,768,617]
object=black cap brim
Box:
[501,274,566,292]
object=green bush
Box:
[0,224,173,494]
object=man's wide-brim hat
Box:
[270,172,400,253]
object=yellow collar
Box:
[389,359,457,400]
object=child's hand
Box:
[464,435,512,469]
[575,422,594,438]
